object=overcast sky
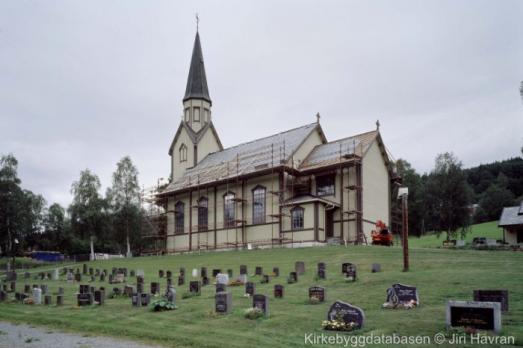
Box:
[1,0,522,207]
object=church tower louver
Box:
[168,31,223,182]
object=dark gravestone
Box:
[108,274,113,284]
[89,286,95,294]
[56,295,64,306]
[137,275,144,284]
[94,290,105,305]
[371,263,381,273]
[166,270,172,278]
[295,261,305,275]
[202,276,209,286]
[274,284,284,298]
[318,262,326,271]
[179,267,185,277]
[342,263,354,274]
[130,270,136,277]
[245,282,255,296]
[75,273,82,282]
[137,282,144,294]
[261,274,270,284]
[178,275,185,286]
[447,301,501,333]
[216,283,227,293]
[79,284,90,294]
[212,269,221,277]
[215,291,232,314]
[77,293,93,306]
[345,265,357,281]
[318,269,326,280]
[166,286,176,304]
[227,269,233,278]
[167,278,173,287]
[240,265,247,275]
[473,290,509,312]
[89,268,93,275]
[124,285,135,297]
[112,287,122,296]
[255,266,263,276]
[100,273,105,282]
[201,267,207,278]
[24,284,31,293]
[159,270,164,278]
[386,283,419,305]
[141,293,150,306]
[44,295,52,305]
[189,281,201,295]
[309,286,326,302]
[327,301,365,329]
[83,264,88,275]
[272,267,279,277]
[150,282,160,295]
[252,294,269,317]
[9,281,15,292]
[289,272,298,282]
[132,293,141,307]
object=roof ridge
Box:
[325,129,378,144]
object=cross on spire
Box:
[376,119,380,130]
[196,13,199,32]
[316,112,321,124]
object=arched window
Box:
[252,185,266,224]
[223,192,236,228]
[197,197,208,231]
[175,201,185,234]
[179,144,187,163]
[291,206,304,230]
[193,107,200,122]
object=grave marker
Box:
[473,290,508,312]
[327,301,365,330]
[252,294,269,317]
[446,300,501,333]
[215,291,232,314]
[246,282,255,296]
[309,286,326,302]
[240,265,248,275]
[189,281,201,295]
[274,284,284,298]
[295,261,305,275]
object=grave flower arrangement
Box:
[286,276,296,284]
[151,298,177,312]
[309,296,321,305]
[322,312,356,331]
[382,299,418,309]
[244,307,264,320]
[228,279,244,286]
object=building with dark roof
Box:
[498,201,523,245]
[157,31,396,252]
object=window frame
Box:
[175,201,185,234]
[179,143,187,163]
[291,206,304,230]
[193,107,200,122]
[252,185,266,225]
[223,192,236,228]
[184,108,190,123]
[197,197,208,232]
[316,174,335,196]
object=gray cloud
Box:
[1,0,522,207]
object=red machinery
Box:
[371,220,393,246]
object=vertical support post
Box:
[213,186,217,250]
[402,194,409,272]
[189,190,193,251]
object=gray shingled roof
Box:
[498,205,523,227]
[162,123,319,193]
[183,32,211,104]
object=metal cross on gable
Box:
[196,13,199,32]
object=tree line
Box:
[0,154,149,258]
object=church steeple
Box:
[183,32,211,105]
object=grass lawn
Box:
[408,221,503,248]
[0,242,522,347]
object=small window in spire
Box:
[184,108,190,122]
[194,107,200,122]
[204,109,210,122]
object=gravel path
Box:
[0,322,164,348]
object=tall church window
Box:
[197,197,208,231]
[184,108,190,122]
[204,109,210,122]
[175,201,185,234]
[179,144,187,163]
[193,107,200,122]
[316,174,335,196]
[223,192,236,228]
[291,206,304,230]
[252,185,266,224]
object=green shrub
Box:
[151,298,176,312]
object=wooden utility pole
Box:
[401,191,409,272]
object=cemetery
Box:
[0,245,521,347]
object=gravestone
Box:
[95,269,100,276]
[289,272,298,282]
[386,283,419,306]
[371,263,381,273]
[179,267,185,277]
[252,294,269,317]
[166,270,172,278]
[53,269,59,280]
[100,273,105,282]
[342,262,354,274]
[40,284,48,294]
[189,281,201,295]
[137,282,144,294]
[67,272,74,282]
[166,286,176,304]
[113,287,122,296]
[137,275,144,284]
[318,262,326,271]
[245,282,255,296]
[90,275,96,282]
[178,275,185,286]
[345,265,357,281]
[295,261,305,275]
[24,284,31,293]
[89,286,95,294]
[9,281,15,292]
[83,264,88,275]
[201,267,207,278]
[274,284,284,298]
[318,268,326,280]
[57,287,64,295]
[75,273,82,282]
[473,290,509,312]
[227,269,233,278]
[159,270,164,278]
[44,295,52,305]
[167,278,173,287]
[140,293,150,306]
[272,267,279,277]
[240,265,247,275]
[202,276,209,286]
[94,290,105,305]
[309,286,326,302]
[108,274,113,284]
[216,273,229,285]
[89,268,93,275]
[124,285,135,297]
[216,283,227,293]
[327,301,365,329]
[150,282,160,295]
[132,293,141,307]
[255,266,263,276]
[215,291,232,314]
[0,290,6,302]
[212,269,221,277]
[56,295,64,306]
[238,274,248,284]
[261,274,270,284]
[77,293,93,306]
[130,270,136,277]
[446,300,501,333]
[79,284,90,294]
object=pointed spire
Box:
[183,31,211,104]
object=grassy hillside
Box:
[0,243,522,348]
[407,221,503,248]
